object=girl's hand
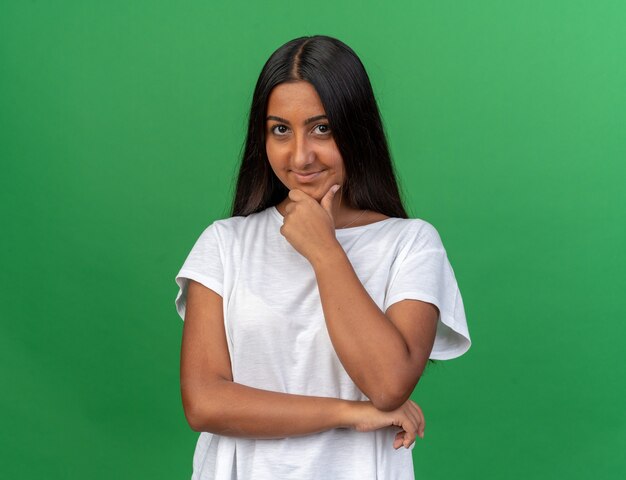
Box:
[349,399,426,450]
[279,184,341,262]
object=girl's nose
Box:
[292,135,315,170]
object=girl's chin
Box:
[287,182,327,194]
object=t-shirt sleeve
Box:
[174,223,224,322]
[383,221,471,360]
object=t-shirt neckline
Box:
[270,206,397,233]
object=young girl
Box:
[174,35,471,479]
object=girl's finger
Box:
[402,407,421,446]
[393,430,406,449]
[410,401,426,438]
[403,427,417,449]
[409,400,426,438]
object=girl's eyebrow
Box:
[266,114,328,126]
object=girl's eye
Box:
[271,124,289,135]
[314,124,331,135]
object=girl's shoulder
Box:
[208,208,275,239]
[361,211,435,234]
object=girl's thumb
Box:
[321,184,340,218]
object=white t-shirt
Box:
[174,205,471,479]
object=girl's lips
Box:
[292,170,324,183]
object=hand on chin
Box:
[278,184,341,262]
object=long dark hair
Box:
[230,35,409,219]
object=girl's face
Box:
[265,81,346,203]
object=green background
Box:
[2,1,624,478]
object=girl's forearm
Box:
[187,378,363,438]
[310,244,414,411]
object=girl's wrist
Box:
[336,399,369,430]
[309,240,344,271]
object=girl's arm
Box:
[309,246,439,412]
[276,188,438,413]
[182,279,424,446]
